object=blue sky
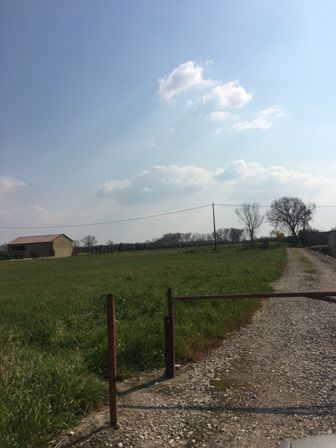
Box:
[1,0,336,243]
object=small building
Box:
[7,234,73,258]
[328,230,336,256]
[305,230,330,247]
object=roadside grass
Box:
[0,245,285,447]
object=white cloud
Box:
[216,160,265,181]
[234,105,286,131]
[203,80,252,109]
[215,159,333,203]
[158,61,212,102]
[99,160,336,206]
[216,160,321,187]
[0,176,25,194]
[158,62,252,108]
[207,111,231,122]
[158,61,286,134]
[100,179,131,193]
[98,165,215,203]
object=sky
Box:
[1,0,336,244]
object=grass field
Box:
[0,245,286,448]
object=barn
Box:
[7,234,73,258]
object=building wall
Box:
[52,235,73,257]
[328,231,336,256]
[8,242,53,258]
[306,231,329,246]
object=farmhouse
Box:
[7,234,73,258]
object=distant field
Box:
[0,245,285,448]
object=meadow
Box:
[0,245,285,448]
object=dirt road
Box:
[62,248,336,448]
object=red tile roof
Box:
[8,234,73,245]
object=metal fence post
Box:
[165,287,175,378]
[106,294,118,428]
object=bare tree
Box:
[81,235,97,250]
[235,203,264,244]
[267,197,316,243]
[216,228,245,243]
[216,228,230,242]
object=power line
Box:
[0,204,212,230]
[215,203,336,208]
[1,201,335,231]
[215,202,268,207]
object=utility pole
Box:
[212,202,217,252]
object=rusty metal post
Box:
[106,294,118,428]
[164,315,170,375]
[165,287,175,378]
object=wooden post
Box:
[106,294,118,428]
[165,287,175,378]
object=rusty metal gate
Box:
[164,288,336,378]
[106,289,336,427]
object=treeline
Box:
[76,228,246,254]
[154,228,245,244]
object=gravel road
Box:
[61,248,336,448]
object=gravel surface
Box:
[59,248,336,448]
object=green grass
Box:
[0,245,286,447]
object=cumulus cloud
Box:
[234,106,286,131]
[0,176,25,194]
[98,165,215,203]
[215,160,332,202]
[158,61,252,110]
[158,61,212,101]
[217,160,325,188]
[216,160,265,181]
[101,179,131,193]
[99,161,336,205]
[158,61,286,132]
[203,80,252,109]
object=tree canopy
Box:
[267,197,316,243]
[81,235,97,248]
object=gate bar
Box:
[164,289,336,377]
[174,291,336,301]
